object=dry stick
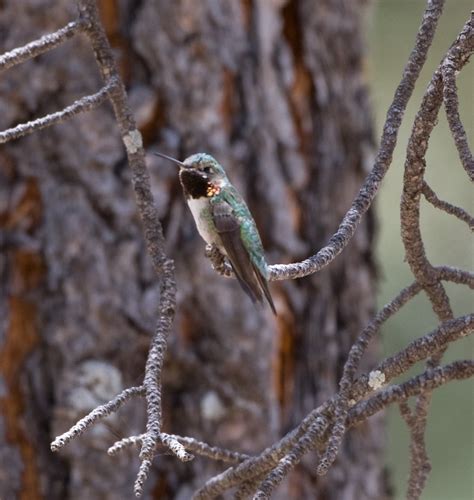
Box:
[397,398,429,484]
[108,433,251,464]
[367,315,473,385]
[168,435,251,464]
[193,314,473,499]
[0,80,116,144]
[0,20,83,72]
[399,16,473,499]
[401,13,473,336]
[442,46,474,181]
[437,266,474,288]
[202,280,472,499]
[241,352,474,500]
[108,430,195,464]
[51,386,145,451]
[107,434,145,456]
[75,0,177,496]
[349,360,474,423]
[422,182,474,229]
[254,359,474,498]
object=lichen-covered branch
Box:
[442,44,474,181]
[0,80,116,144]
[422,182,474,229]
[0,20,83,72]
[108,433,251,464]
[349,360,474,423]
[51,386,145,451]
[437,266,474,288]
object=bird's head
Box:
[154,152,227,180]
[154,152,229,198]
[182,153,227,183]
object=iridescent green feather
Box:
[210,186,269,279]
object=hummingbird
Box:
[155,152,276,315]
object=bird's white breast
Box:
[187,197,221,247]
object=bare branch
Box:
[51,386,145,451]
[0,21,83,72]
[196,355,474,500]
[401,14,472,319]
[107,435,145,456]
[349,360,474,423]
[442,44,474,181]
[0,80,116,144]
[437,266,474,288]
[252,360,474,499]
[108,433,251,464]
[422,182,474,229]
[252,418,327,499]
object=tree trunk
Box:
[0,1,386,499]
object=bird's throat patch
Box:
[206,183,221,197]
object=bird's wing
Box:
[211,200,276,314]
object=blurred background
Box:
[369,2,473,499]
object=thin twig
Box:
[0,21,83,72]
[437,266,474,288]
[252,418,326,499]
[422,182,474,229]
[51,386,145,451]
[349,360,474,423]
[442,43,474,181]
[0,80,116,144]
[399,16,473,497]
[108,433,251,464]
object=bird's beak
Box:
[153,152,188,168]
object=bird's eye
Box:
[203,166,212,174]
